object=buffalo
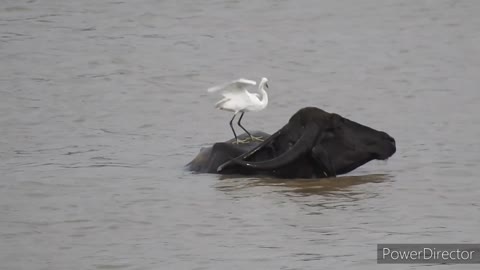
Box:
[187,107,396,178]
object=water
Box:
[1,0,479,269]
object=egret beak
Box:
[265,83,269,89]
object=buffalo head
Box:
[188,107,396,178]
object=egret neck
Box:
[257,78,269,110]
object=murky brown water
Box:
[1,0,479,269]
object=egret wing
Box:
[207,78,256,93]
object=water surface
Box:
[1,0,479,269]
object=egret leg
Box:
[237,112,263,142]
[230,113,248,144]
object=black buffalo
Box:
[187,107,396,178]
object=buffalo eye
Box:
[324,128,336,139]
[326,127,336,134]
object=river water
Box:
[1,0,479,269]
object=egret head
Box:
[260,77,269,89]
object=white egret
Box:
[208,77,269,144]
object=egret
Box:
[208,77,269,144]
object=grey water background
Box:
[1,0,479,269]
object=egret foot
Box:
[232,138,249,144]
[248,135,264,142]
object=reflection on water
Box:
[216,174,391,195]
[215,174,392,215]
